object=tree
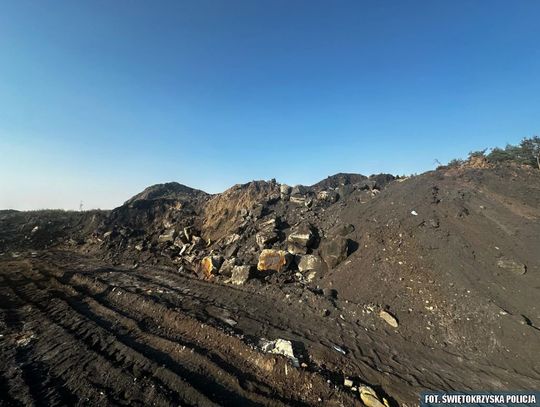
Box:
[519,136,540,169]
[447,158,464,167]
[468,149,487,159]
[487,147,512,163]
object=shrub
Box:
[447,136,540,169]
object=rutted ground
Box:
[2,250,539,406]
[0,254,358,406]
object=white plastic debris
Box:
[411,210,418,216]
[332,345,347,355]
[260,338,299,366]
[221,317,238,327]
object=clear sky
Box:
[1,1,539,210]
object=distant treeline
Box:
[448,136,540,169]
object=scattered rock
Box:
[183,226,192,241]
[223,233,241,245]
[200,255,223,278]
[173,236,186,248]
[317,190,338,203]
[258,217,280,230]
[179,243,189,256]
[257,249,292,272]
[291,185,307,196]
[225,244,239,258]
[337,184,354,200]
[379,310,399,328]
[14,331,36,347]
[497,258,526,275]
[289,196,306,205]
[280,184,291,200]
[287,225,315,251]
[305,271,317,282]
[287,243,308,255]
[219,258,237,276]
[158,229,175,243]
[320,236,349,268]
[297,254,323,272]
[191,235,203,247]
[260,338,299,365]
[344,378,354,388]
[231,265,252,285]
[358,179,377,190]
[359,385,387,407]
[256,230,279,249]
[251,204,265,219]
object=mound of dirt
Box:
[312,173,369,190]
[1,164,539,406]
[125,181,208,204]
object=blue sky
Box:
[1,1,539,210]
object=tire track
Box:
[5,273,214,407]
[1,260,359,406]
[32,268,292,407]
[55,269,348,406]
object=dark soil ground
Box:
[1,164,539,406]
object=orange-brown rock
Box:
[200,255,223,279]
[257,249,292,272]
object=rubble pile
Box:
[81,174,393,286]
